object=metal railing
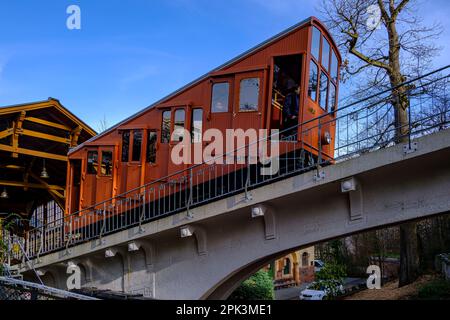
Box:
[9,65,450,261]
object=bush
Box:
[418,279,450,300]
[314,261,347,299]
[229,270,274,300]
[316,261,347,283]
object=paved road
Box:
[275,278,366,300]
[344,277,366,290]
[274,283,309,300]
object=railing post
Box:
[100,203,106,240]
[7,229,11,268]
[317,117,322,167]
[244,151,252,202]
[407,90,412,149]
[65,215,73,253]
[186,168,194,219]
[139,188,146,232]
[25,231,29,263]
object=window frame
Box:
[86,150,99,175]
[210,81,231,114]
[146,130,157,164]
[328,81,337,113]
[131,130,143,162]
[171,108,186,143]
[311,26,321,62]
[308,60,319,102]
[319,71,329,111]
[100,150,113,177]
[238,76,261,113]
[161,109,171,144]
[190,107,203,143]
[309,25,339,111]
[121,130,130,162]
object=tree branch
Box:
[393,0,410,19]
[349,46,392,72]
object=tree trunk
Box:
[399,222,420,286]
[386,16,419,287]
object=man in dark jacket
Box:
[282,86,300,138]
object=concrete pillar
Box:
[293,262,300,285]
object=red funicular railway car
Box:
[63,17,341,243]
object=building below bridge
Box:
[269,247,315,289]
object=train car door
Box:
[168,107,188,175]
[120,129,144,193]
[233,71,264,132]
[158,109,171,178]
[144,129,159,181]
[96,146,115,203]
[303,27,339,160]
[206,78,233,134]
[127,130,144,191]
[81,148,98,209]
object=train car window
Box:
[322,37,330,71]
[239,78,260,111]
[331,50,338,82]
[211,83,229,113]
[132,130,142,162]
[319,71,329,110]
[191,108,203,143]
[311,27,321,61]
[172,109,186,142]
[101,151,113,176]
[161,110,171,143]
[146,131,157,163]
[308,60,319,101]
[87,151,98,175]
[329,82,337,113]
[121,130,130,162]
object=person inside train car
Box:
[282,85,300,139]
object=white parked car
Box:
[299,280,345,300]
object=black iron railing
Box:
[7,65,450,261]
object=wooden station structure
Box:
[0,98,95,221]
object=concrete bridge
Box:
[18,128,450,299]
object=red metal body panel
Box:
[66,17,342,220]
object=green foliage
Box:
[229,270,274,300]
[418,279,450,300]
[314,261,347,299]
[316,261,347,282]
[0,219,6,275]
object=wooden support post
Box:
[12,111,26,158]
[70,126,82,148]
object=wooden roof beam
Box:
[20,128,71,144]
[0,179,64,191]
[24,116,72,131]
[0,128,13,140]
[28,171,66,210]
[0,143,67,161]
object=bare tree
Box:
[97,114,109,133]
[320,0,442,286]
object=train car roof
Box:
[69,16,339,155]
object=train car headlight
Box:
[322,131,332,145]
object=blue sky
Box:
[0,0,449,131]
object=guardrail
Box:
[8,65,450,261]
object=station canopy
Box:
[0,98,96,219]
